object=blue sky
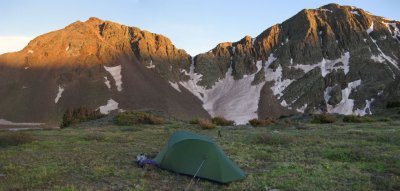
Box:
[0,0,399,55]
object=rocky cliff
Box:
[1,4,399,125]
[184,3,400,123]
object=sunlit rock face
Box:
[0,17,208,124]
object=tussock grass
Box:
[311,114,336,124]
[248,118,276,127]
[198,118,216,129]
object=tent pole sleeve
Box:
[185,159,206,190]
[193,159,206,178]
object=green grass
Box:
[0,120,399,190]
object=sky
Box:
[0,0,399,56]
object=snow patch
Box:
[363,38,367,43]
[296,104,308,113]
[382,22,400,42]
[0,119,44,126]
[8,128,42,131]
[54,85,64,103]
[104,65,123,91]
[325,80,362,115]
[389,23,400,38]
[371,55,385,63]
[232,46,236,54]
[382,22,392,36]
[180,57,265,125]
[354,99,374,116]
[280,100,288,107]
[290,52,350,77]
[319,9,333,13]
[169,81,181,92]
[146,59,155,69]
[264,54,294,99]
[99,99,119,114]
[202,66,265,124]
[368,31,399,72]
[104,77,111,89]
[179,59,205,100]
[367,21,374,34]
[351,10,360,16]
[290,63,319,74]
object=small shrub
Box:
[248,117,276,127]
[147,115,165,125]
[311,114,336,124]
[343,115,375,123]
[61,106,105,128]
[198,118,216,129]
[0,132,35,147]
[114,111,164,125]
[211,117,235,126]
[189,118,199,124]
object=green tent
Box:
[154,131,246,183]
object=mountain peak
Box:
[239,35,253,44]
[319,3,341,10]
[87,17,103,23]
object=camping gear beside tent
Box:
[136,154,157,168]
[154,131,246,183]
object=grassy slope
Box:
[0,119,399,190]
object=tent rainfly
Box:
[154,131,246,183]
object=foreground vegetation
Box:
[0,114,399,190]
